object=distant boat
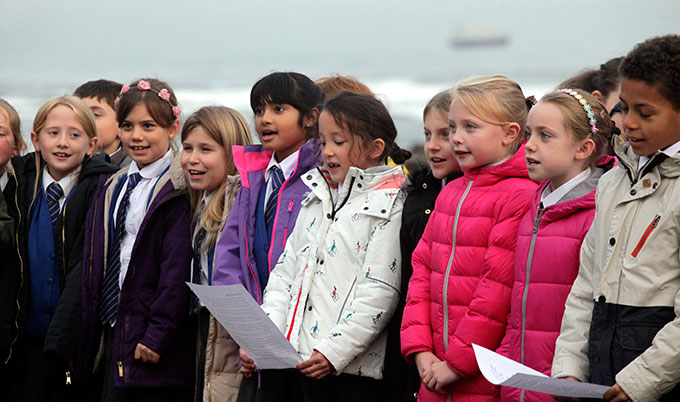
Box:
[450,25,509,48]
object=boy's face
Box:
[81,96,121,155]
[620,79,680,157]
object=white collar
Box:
[265,150,299,182]
[128,149,173,180]
[42,165,80,199]
[637,139,680,172]
[202,189,216,204]
[540,167,592,208]
[0,171,7,192]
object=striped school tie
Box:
[189,226,207,314]
[265,166,285,227]
[46,182,64,231]
[100,173,142,325]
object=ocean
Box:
[1,0,677,151]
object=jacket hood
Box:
[462,143,532,185]
[537,155,615,224]
[614,138,680,181]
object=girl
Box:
[558,57,623,113]
[383,90,462,402]
[239,91,410,401]
[401,75,538,402]
[5,96,117,402]
[77,78,194,401]
[210,72,323,400]
[0,99,25,380]
[180,106,252,402]
[498,89,613,402]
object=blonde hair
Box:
[540,89,611,165]
[181,106,253,249]
[452,75,529,152]
[0,99,26,156]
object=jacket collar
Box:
[614,138,680,182]
[461,143,532,185]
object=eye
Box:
[441,130,449,139]
[526,130,532,139]
[639,111,652,119]
[448,124,456,133]
[334,140,346,146]
[143,123,155,129]
[48,130,59,136]
[424,130,432,139]
[201,146,213,152]
[274,106,285,113]
[70,132,81,138]
[254,107,264,115]
[465,123,476,130]
[120,122,132,130]
[182,144,192,151]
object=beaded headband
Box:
[558,88,598,135]
[114,80,181,118]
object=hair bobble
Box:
[525,95,537,111]
[611,120,621,136]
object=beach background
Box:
[0,0,677,151]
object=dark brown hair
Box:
[116,78,179,128]
[74,79,123,109]
[323,92,411,164]
[558,57,623,99]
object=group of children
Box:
[0,34,679,402]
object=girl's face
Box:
[254,102,310,162]
[448,98,518,170]
[424,110,459,179]
[120,103,179,168]
[181,126,228,194]
[319,111,378,183]
[30,105,97,181]
[525,102,592,190]
[0,109,19,169]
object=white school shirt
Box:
[540,167,592,208]
[0,171,8,192]
[114,149,173,289]
[637,139,680,171]
[191,190,216,288]
[264,150,299,201]
[42,166,80,209]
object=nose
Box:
[525,134,537,152]
[188,149,200,164]
[130,126,144,141]
[623,110,637,132]
[56,132,68,147]
[261,108,273,124]
[322,143,334,158]
[425,137,440,153]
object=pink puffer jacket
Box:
[498,157,614,402]
[401,145,537,402]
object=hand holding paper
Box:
[472,344,610,399]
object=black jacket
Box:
[381,167,462,401]
[0,173,20,365]
[1,152,118,366]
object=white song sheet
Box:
[187,283,303,369]
[472,344,610,398]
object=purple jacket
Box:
[212,142,320,302]
[77,157,195,389]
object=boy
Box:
[552,35,680,402]
[74,79,130,167]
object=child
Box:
[239,91,410,401]
[552,35,680,402]
[0,99,25,388]
[5,96,117,402]
[315,74,373,99]
[400,75,538,401]
[558,57,623,113]
[383,90,462,402]
[210,72,323,400]
[74,79,130,167]
[180,106,252,402]
[76,79,195,401]
[497,89,613,402]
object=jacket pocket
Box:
[613,321,666,375]
[631,214,660,258]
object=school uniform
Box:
[3,153,117,402]
[77,151,195,401]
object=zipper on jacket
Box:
[631,214,660,258]
[442,179,473,350]
[331,176,355,220]
[6,176,24,364]
[118,360,124,377]
[519,207,544,402]
[65,371,71,385]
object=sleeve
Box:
[400,211,436,362]
[260,213,304,333]
[551,201,597,381]
[445,188,533,378]
[314,202,403,372]
[212,188,248,287]
[139,197,193,356]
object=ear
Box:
[30,131,40,153]
[592,90,604,103]
[501,122,521,146]
[302,107,320,128]
[575,138,596,162]
[368,138,386,161]
[168,118,181,140]
[86,136,98,157]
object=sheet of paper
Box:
[188,283,303,369]
[473,344,610,398]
